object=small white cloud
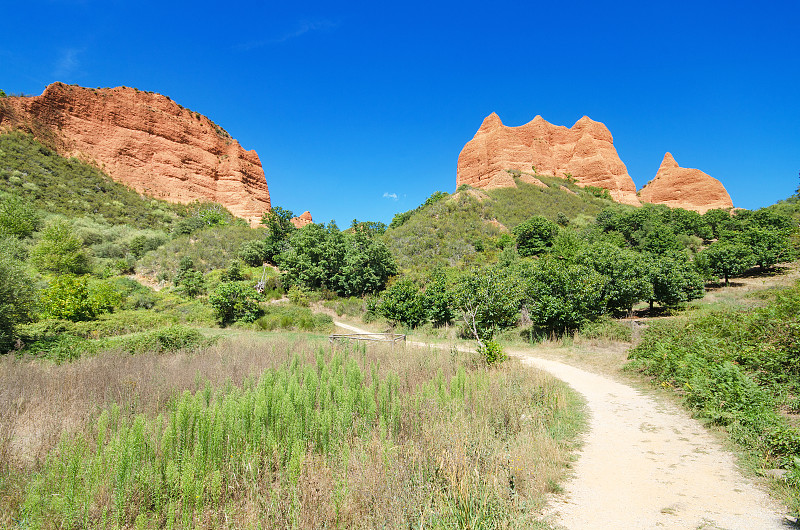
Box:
[53,48,82,78]
[235,19,337,50]
[383,192,399,201]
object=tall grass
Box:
[0,334,582,528]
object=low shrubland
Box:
[0,334,583,529]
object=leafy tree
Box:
[739,227,792,271]
[636,221,682,254]
[208,282,262,326]
[336,230,397,296]
[0,194,41,238]
[522,257,607,335]
[39,275,120,322]
[454,266,523,345]
[260,206,296,263]
[0,253,36,351]
[174,256,205,298]
[350,219,387,237]
[423,268,455,327]
[31,220,91,275]
[703,240,755,285]
[512,215,559,256]
[377,278,427,327]
[279,222,396,297]
[578,242,652,315]
[647,252,705,309]
[702,208,733,239]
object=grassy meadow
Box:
[0,334,583,529]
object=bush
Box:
[0,252,36,352]
[39,275,121,322]
[30,220,92,275]
[478,340,506,366]
[115,326,214,354]
[208,282,263,326]
[377,278,427,328]
[254,305,333,332]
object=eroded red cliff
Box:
[456,113,641,206]
[639,153,733,213]
[0,83,270,225]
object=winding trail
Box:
[334,322,788,529]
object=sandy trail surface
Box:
[518,355,786,530]
[334,322,788,529]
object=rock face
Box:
[639,153,733,213]
[456,113,641,206]
[290,211,313,228]
[0,83,270,225]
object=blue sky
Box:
[2,0,798,225]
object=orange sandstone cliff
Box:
[456,113,641,206]
[290,211,313,228]
[0,82,270,225]
[639,153,733,213]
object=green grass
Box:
[383,179,616,275]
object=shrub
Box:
[377,278,427,328]
[115,326,214,354]
[208,281,263,326]
[30,220,92,275]
[39,275,120,322]
[0,251,36,352]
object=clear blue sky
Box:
[2,0,798,225]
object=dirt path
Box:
[334,322,788,529]
[518,355,786,529]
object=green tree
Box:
[703,240,755,285]
[377,278,427,327]
[512,215,558,256]
[454,266,523,345]
[739,227,792,271]
[208,282,262,326]
[702,209,733,239]
[522,257,607,335]
[0,253,36,351]
[578,242,652,315]
[647,252,705,309]
[279,222,395,297]
[260,206,296,263]
[423,268,455,327]
[0,194,41,238]
[31,220,91,275]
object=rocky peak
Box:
[0,82,271,225]
[639,153,733,213]
[290,211,313,228]
[456,113,641,205]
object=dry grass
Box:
[0,332,582,529]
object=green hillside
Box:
[384,174,616,274]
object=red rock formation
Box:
[457,113,641,206]
[290,211,313,228]
[639,153,733,213]
[0,83,270,225]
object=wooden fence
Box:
[328,332,406,344]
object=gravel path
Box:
[518,355,787,529]
[333,322,788,529]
